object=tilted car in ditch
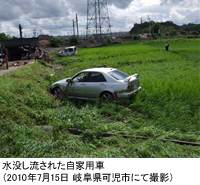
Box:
[58,46,77,57]
[50,68,141,101]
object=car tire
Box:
[51,87,63,99]
[100,92,114,102]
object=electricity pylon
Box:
[86,0,112,37]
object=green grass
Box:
[0,39,200,157]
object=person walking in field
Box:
[165,42,170,51]
[34,47,39,61]
[34,47,44,61]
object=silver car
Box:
[50,68,141,101]
[58,46,77,57]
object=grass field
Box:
[0,39,200,157]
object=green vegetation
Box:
[50,36,79,47]
[0,39,200,157]
[130,21,200,38]
[50,37,65,47]
[0,33,12,41]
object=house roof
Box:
[0,38,38,48]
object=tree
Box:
[50,37,64,47]
[69,36,79,46]
[0,33,11,41]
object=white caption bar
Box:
[0,158,199,185]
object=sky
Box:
[0,0,199,37]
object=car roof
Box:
[81,68,117,73]
[65,46,76,49]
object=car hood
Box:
[52,78,71,86]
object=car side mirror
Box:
[66,79,73,83]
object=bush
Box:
[69,36,79,46]
[50,37,64,47]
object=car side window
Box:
[73,72,106,83]
[73,72,90,82]
[87,72,107,82]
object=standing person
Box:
[3,48,9,69]
[34,47,40,61]
[165,42,170,51]
[0,47,3,66]
[44,51,51,64]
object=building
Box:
[0,38,38,61]
[38,35,51,48]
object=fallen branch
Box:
[68,128,200,147]
[161,138,200,147]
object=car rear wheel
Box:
[100,92,114,102]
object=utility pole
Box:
[19,24,23,39]
[33,29,37,38]
[97,0,102,35]
[147,16,152,36]
[76,13,79,38]
[95,0,98,34]
[140,17,143,24]
[73,19,76,36]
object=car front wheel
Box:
[51,87,63,99]
[100,92,114,102]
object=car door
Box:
[83,72,107,98]
[67,72,107,99]
[68,48,74,56]
[66,72,88,98]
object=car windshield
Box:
[109,70,129,80]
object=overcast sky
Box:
[0,0,199,37]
